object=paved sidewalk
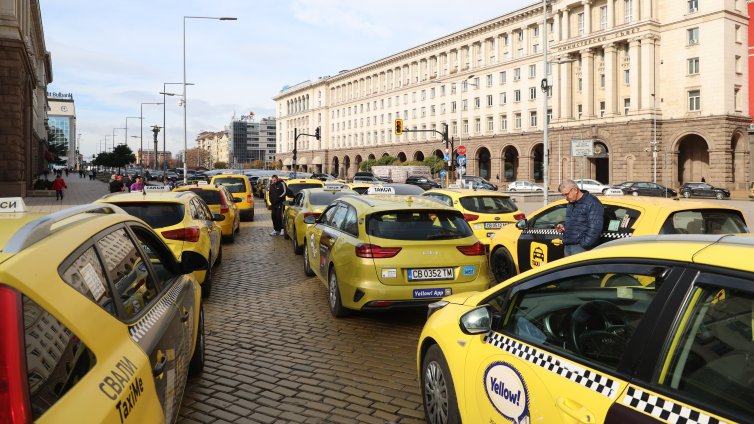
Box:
[23,174,110,213]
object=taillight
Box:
[246,194,252,204]
[513,213,526,220]
[457,242,486,256]
[161,227,201,242]
[220,204,229,214]
[463,213,479,222]
[0,285,32,424]
[355,244,402,258]
[303,212,320,220]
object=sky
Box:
[40,0,534,159]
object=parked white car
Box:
[506,180,545,192]
[573,178,610,194]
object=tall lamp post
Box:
[541,0,551,206]
[183,15,237,183]
[161,82,194,173]
[125,117,141,149]
[140,102,163,175]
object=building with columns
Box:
[274,0,750,189]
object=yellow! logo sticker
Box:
[530,242,547,268]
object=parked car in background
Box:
[406,175,441,190]
[353,175,383,183]
[616,181,677,197]
[209,174,255,221]
[311,172,338,182]
[573,178,610,194]
[680,182,731,199]
[506,180,544,192]
[458,176,498,191]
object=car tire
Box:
[188,306,205,376]
[224,227,235,243]
[715,192,724,200]
[683,191,691,198]
[248,209,254,222]
[509,188,516,192]
[303,242,315,277]
[328,267,351,318]
[215,245,222,266]
[201,262,212,298]
[602,188,609,194]
[421,344,461,424]
[632,191,639,197]
[490,248,515,285]
[292,225,303,255]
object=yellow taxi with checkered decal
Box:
[418,234,754,424]
[283,184,358,254]
[422,188,524,246]
[488,196,749,284]
[0,198,206,423]
[173,181,241,242]
[302,194,491,317]
[95,188,223,298]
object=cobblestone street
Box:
[177,199,428,424]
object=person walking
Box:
[555,179,605,256]
[268,175,288,236]
[51,174,68,201]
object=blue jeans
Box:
[564,244,586,256]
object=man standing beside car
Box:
[268,175,288,236]
[555,179,604,256]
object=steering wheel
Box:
[569,300,629,364]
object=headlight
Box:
[427,300,449,319]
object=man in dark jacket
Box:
[268,175,288,236]
[555,179,604,256]
[109,175,124,193]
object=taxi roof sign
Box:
[143,185,172,192]
[366,186,395,195]
[197,180,209,185]
[0,197,27,213]
[323,183,344,191]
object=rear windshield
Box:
[288,183,323,196]
[309,191,353,205]
[459,196,518,214]
[367,210,472,240]
[189,190,222,205]
[213,177,247,193]
[660,210,749,234]
[115,203,184,229]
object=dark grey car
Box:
[679,182,730,199]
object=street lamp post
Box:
[652,93,657,184]
[183,15,237,183]
[542,0,551,206]
[162,82,195,173]
[125,117,141,149]
[140,102,163,175]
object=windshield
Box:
[115,203,184,228]
[213,177,247,193]
[288,183,323,196]
[367,210,472,240]
[309,191,353,205]
[459,196,518,214]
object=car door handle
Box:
[152,354,167,377]
[556,397,594,423]
[551,238,563,246]
[180,308,190,322]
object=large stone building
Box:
[0,0,52,196]
[274,0,750,189]
[196,131,230,167]
[47,92,77,167]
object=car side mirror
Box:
[515,219,528,230]
[460,306,492,335]
[212,213,226,222]
[179,250,209,275]
[303,216,317,224]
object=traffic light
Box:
[394,119,403,135]
[314,127,320,140]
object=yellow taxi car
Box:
[209,174,254,221]
[174,182,241,242]
[417,234,754,424]
[95,188,223,298]
[264,177,321,208]
[343,182,374,195]
[283,184,358,254]
[488,196,749,283]
[0,198,206,423]
[302,194,491,317]
[422,188,524,246]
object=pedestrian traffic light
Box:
[314,127,320,140]
[394,119,403,135]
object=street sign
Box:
[571,139,594,157]
[440,169,447,177]
[457,155,467,166]
[457,145,467,155]
[443,154,449,161]
[457,165,466,175]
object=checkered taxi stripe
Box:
[622,386,727,424]
[523,228,634,239]
[128,283,184,343]
[484,332,620,399]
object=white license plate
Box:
[408,268,454,281]
[484,222,504,230]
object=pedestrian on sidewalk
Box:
[130,177,145,192]
[51,174,68,201]
[268,175,288,236]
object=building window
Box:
[487,116,494,131]
[688,90,701,111]
[514,113,522,129]
[530,111,537,127]
[533,26,540,37]
[500,92,507,104]
[735,25,742,43]
[450,101,457,113]
[514,68,521,81]
[474,97,480,109]
[514,90,521,102]
[440,103,446,114]
[600,74,606,88]
[500,114,508,130]
[624,0,633,22]
[599,101,606,117]
[486,74,493,87]
[578,13,585,35]
[688,0,698,12]
[687,57,699,75]
[529,87,537,100]
[578,78,583,91]
[517,31,524,41]
[600,6,608,29]
[687,27,699,45]
[577,104,583,119]
[475,118,481,133]
[624,69,630,85]
[529,64,536,78]
[487,95,494,107]
[462,99,468,111]
[624,98,631,114]
[499,71,507,84]
[463,120,469,134]
[735,55,742,74]
[734,87,742,111]
[547,108,552,124]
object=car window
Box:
[190,189,222,205]
[328,204,349,230]
[422,193,452,206]
[367,210,472,240]
[288,183,323,196]
[529,205,567,229]
[130,226,177,284]
[497,270,662,370]
[459,196,517,214]
[96,229,160,320]
[660,210,749,235]
[293,193,304,207]
[342,205,359,236]
[23,295,97,419]
[116,203,184,228]
[61,246,116,316]
[602,205,640,233]
[656,285,754,421]
[213,177,246,193]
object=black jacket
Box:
[563,191,604,249]
[268,180,288,207]
[109,179,124,193]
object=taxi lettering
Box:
[489,377,522,406]
[115,377,144,423]
[0,200,18,209]
[99,356,138,400]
